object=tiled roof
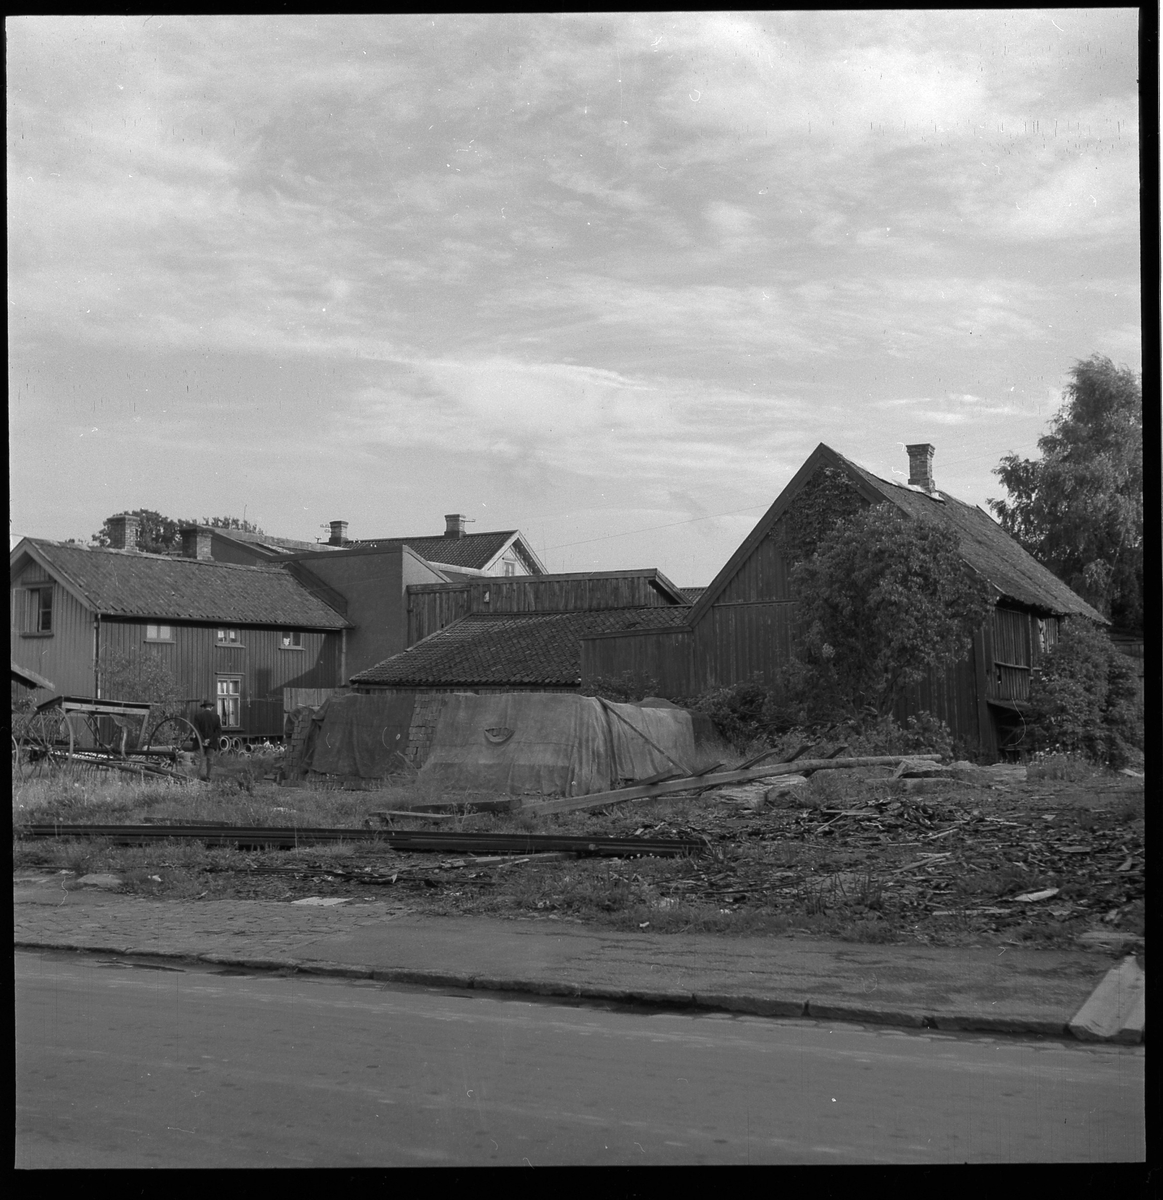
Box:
[681,586,707,601]
[351,607,691,687]
[22,541,349,628]
[351,530,520,570]
[838,454,1105,620]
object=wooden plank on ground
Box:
[520,754,941,817]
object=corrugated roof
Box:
[352,607,691,687]
[351,530,520,570]
[21,541,349,628]
[837,454,1105,619]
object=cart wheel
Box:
[144,715,202,774]
[25,708,74,777]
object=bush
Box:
[1024,617,1143,767]
[839,713,954,759]
[685,679,786,749]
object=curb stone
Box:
[14,937,1140,1044]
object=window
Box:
[21,587,53,634]
[215,628,240,645]
[146,624,173,641]
[280,630,302,650]
[502,560,517,577]
[217,676,242,728]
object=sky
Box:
[8,12,1142,585]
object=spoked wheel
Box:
[143,716,202,776]
[18,708,75,778]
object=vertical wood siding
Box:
[99,621,342,737]
[11,574,97,697]
[716,533,791,604]
[581,629,694,697]
[407,575,688,647]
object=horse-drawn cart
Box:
[12,696,201,781]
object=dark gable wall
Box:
[290,546,447,680]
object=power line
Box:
[545,504,770,552]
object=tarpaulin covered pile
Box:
[301,691,723,796]
[306,693,417,779]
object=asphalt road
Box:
[16,950,1144,1166]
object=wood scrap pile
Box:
[613,778,1145,944]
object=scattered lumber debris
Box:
[521,755,941,817]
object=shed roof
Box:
[13,540,350,628]
[351,606,690,688]
[690,444,1104,624]
[12,660,54,691]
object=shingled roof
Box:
[836,451,1106,620]
[352,607,690,688]
[691,444,1104,625]
[16,540,350,628]
[351,529,541,572]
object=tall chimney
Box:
[444,513,467,539]
[905,443,936,493]
[328,520,349,546]
[107,512,141,551]
[180,525,212,560]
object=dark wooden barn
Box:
[580,443,1106,761]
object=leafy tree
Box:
[1023,617,1143,768]
[787,504,995,724]
[989,355,1143,630]
[91,509,180,554]
[97,647,188,742]
[200,516,265,533]
[91,510,264,552]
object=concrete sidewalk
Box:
[13,875,1144,1042]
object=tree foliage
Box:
[989,354,1143,630]
[91,510,263,552]
[1023,618,1143,768]
[772,465,865,563]
[97,647,188,723]
[788,504,995,723]
[199,515,265,533]
[91,509,180,554]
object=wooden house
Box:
[349,513,547,577]
[10,537,350,739]
[580,443,1106,760]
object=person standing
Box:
[191,700,222,781]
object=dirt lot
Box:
[12,756,1145,952]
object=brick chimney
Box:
[444,513,467,539]
[905,443,936,493]
[107,512,141,551]
[180,525,212,559]
[328,520,349,546]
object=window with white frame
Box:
[215,627,241,645]
[146,624,173,641]
[280,630,302,649]
[216,676,242,728]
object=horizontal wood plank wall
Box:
[98,621,342,737]
[581,628,694,697]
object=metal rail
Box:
[17,823,706,857]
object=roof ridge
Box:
[31,540,295,573]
